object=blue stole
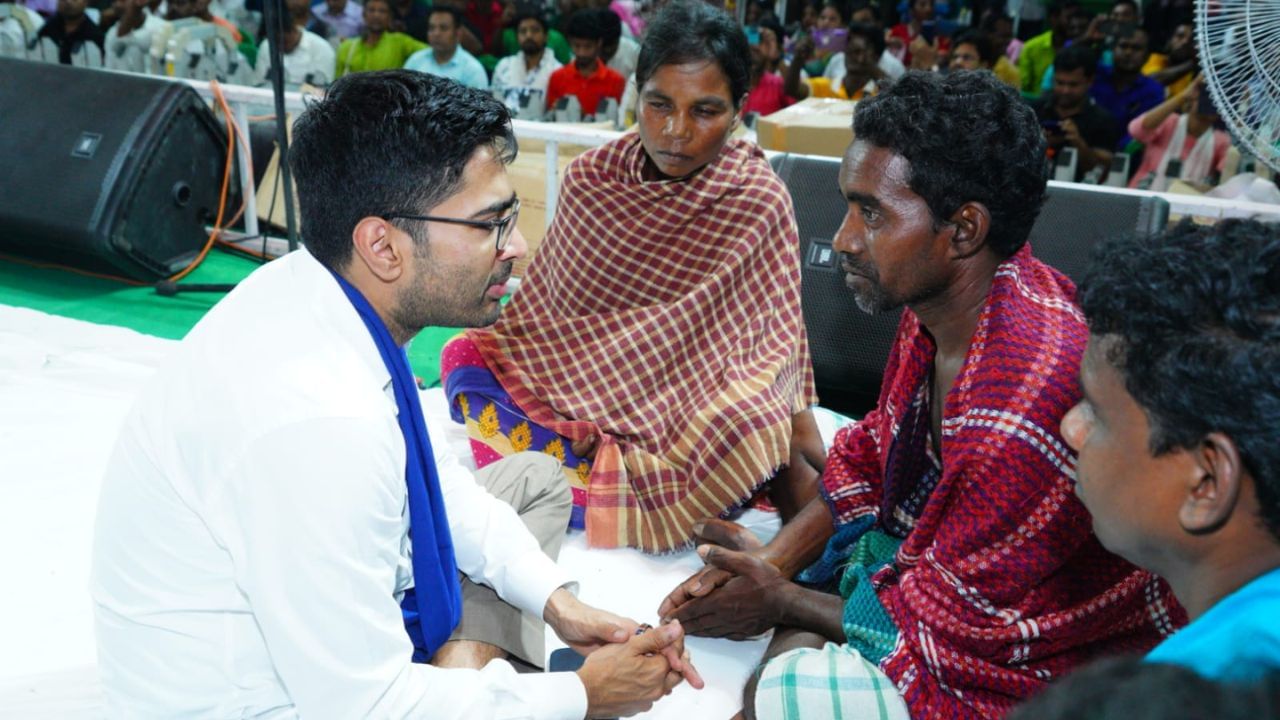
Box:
[329,270,462,662]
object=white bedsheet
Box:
[0,304,857,719]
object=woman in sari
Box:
[442,0,822,553]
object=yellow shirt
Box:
[806,76,876,100]
[994,56,1020,88]
[1142,53,1194,97]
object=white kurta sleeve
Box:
[214,415,587,720]
[427,410,577,618]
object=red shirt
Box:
[545,59,625,116]
[742,72,794,117]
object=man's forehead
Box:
[840,141,913,198]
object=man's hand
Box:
[908,36,938,70]
[545,587,635,655]
[791,35,816,65]
[1061,118,1084,148]
[546,589,706,691]
[663,545,794,640]
[577,621,701,718]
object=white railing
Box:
[176,78,1280,242]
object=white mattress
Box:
[0,304,870,717]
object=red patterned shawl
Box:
[469,133,816,552]
[821,246,1185,717]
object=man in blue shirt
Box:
[1061,219,1280,682]
[1089,25,1165,148]
[404,5,487,89]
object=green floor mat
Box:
[0,251,458,386]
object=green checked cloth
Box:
[754,642,909,720]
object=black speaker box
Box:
[0,58,238,281]
[771,153,1170,418]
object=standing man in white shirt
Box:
[255,0,336,86]
[91,69,701,720]
[490,7,560,119]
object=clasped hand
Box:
[658,543,793,640]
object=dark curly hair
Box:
[289,70,516,270]
[1080,219,1280,541]
[852,70,1047,256]
[636,0,751,109]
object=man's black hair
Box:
[1009,656,1280,720]
[635,0,751,108]
[1080,219,1280,541]
[979,9,1013,32]
[950,29,997,65]
[565,8,604,41]
[289,70,516,269]
[427,4,462,28]
[596,7,621,44]
[847,20,885,58]
[852,70,1048,257]
[512,7,549,35]
[1054,43,1098,77]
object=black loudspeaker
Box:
[0,58,237,281]
[771,154,1171,418]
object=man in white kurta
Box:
[90,69,697,719]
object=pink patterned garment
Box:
[821,246,1185,718]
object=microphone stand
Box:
[156,0,299,298]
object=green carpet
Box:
[0,251,458,386]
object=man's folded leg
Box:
[439,451,572,669]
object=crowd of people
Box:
[12,0,1273,718]
[4,0,1266,191]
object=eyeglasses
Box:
[386,199,520,253]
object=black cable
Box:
[263,0,299,252]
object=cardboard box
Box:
[508,126,611,276]
[756,97,856,158]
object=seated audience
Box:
[597,7,636,80]
[442,0,823,552]
[888,0,947,69]
[823,1,906,83]
[167,0,255,66]
[334,0,424,77]
[1010,656,1280,720]
[660,70,1179,719]
[36,0,104,64]
[957,27,1018,87]
[91,69,702,719]
[104,0,164,70]
[311,0,362,40]
[981,9,1021,64]
[1032,44,1116,181]
[405,5,488,89]
[490,6,560,118]
[742,18,792,117]
[1126,74,1230,189]
[1090,24,1164,147]
[1143,18,1196,96]
[544,9,624,116]
[254,6,335,86]
[499,0,570,63]
[787,22,886,100]
[1062,218,1280,681]
[387,0,427,39]
[1020,0,1078,97]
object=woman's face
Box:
[911,0,933,23]
[817,5,842,29]
[637,60,739,180]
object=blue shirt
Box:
[403,46,488,90]
[1146,567,1280,682]
[1090,65,1166,149]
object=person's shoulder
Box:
[403,45,431,65]
[600,64,624,82]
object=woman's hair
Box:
[635,0,751,108]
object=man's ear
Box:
[947,201,992,260]
[350,216,407,283]
[1179,432,1244,535]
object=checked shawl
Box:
[468,133,815,552]
[819,246,1185,718]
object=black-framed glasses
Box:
[386,199,520,253]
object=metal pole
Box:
[264,0,299,251]
[232,100,260,241]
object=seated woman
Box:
[442,0,822,553]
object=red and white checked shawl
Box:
[469,133,816,552]
[821,246,1185,717]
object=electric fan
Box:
[1197,0,1280,173]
